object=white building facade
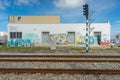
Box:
[7,23,111,46]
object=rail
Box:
[0,68,119,74]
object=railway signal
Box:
[83,3,90,53]
[83,4,89,19]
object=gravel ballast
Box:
[0,52,120,79]
[0,62,120,70]
[0,73,120,80]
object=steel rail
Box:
[0,59,120,62]
[0,55,120,58]
[0,68,120,74]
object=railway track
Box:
[0,55,120,58]
[0,55,120,75]
[0,59,120,62]
[0,55,120,62]
[0,68,120,74]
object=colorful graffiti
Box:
[50,34,68,45]
[8,33,40,46]
[76,38,84,45]
[90,36,94,44]
[100,34,110,46]
[8,39,34,47]
[101,38,110,46]
[76,36,94,46]
[76,32,85,46]
[23,33,39,42]
[8,32,110,46]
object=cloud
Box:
[14,0,40,6]
[0,0,10,10]
[54,0,85,9]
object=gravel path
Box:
[0,73,120,80]
[0,62,120,70]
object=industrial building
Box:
[7,16,111,46]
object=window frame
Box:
[10,32,22,39]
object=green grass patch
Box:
[56,46,85,50]
[70,46,86,50]
[0,46,50,52]
[104,47,120,50]
[0,45,119,53]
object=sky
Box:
[0,0,120,35]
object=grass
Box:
[104,47,120,50]
[0,45,119,53]
[0,46,50,53]
[56,46,85,50]
[70,46,86,50]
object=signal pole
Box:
[83,4,90,53]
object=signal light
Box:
[83,4,89,19]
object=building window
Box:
[10,32,16,39]
[10,32,22,39]
[17,32,22,38]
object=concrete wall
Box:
[7,23,111,46]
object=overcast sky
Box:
[0,0,120,35]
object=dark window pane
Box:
[17,32,22,38]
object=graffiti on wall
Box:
[75,34,111,46]
[8,33,40,46]
[76,36,94,46]
[8,32,110,46]
[23,33,39,42]
[8,39,32,46]
[90,36,94,44]
[50,34,68,45]
[46,33,110,46]
[101,34,110,46]
[76,37,85,45]
[101,38,110,46]
[75,32,85,45]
